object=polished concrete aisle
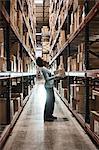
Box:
[3,82,97,150]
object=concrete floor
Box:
[3,82,97,150]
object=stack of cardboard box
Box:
[90,111,99,136]
[77,43,84,71]
[0,29,6,72]
[10,0,17,27]
[0,98,7,124]
[41,26,50,62]
[70,83,84,114]
[17,10,23,38]
[54,56,65,76]
[59,30,66,48]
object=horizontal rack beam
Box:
[87,70,99,78]
[56,70,99,78]
[0,72,36,79]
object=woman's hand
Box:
[55,74,60,78]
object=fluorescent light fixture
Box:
[36,47,42,50]
[34,0,43,4]
[35,50,42,58]
[36,33,42,36]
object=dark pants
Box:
[44,87,55,119]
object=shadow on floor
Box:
[44,117,69,122]
[54,117,69,122]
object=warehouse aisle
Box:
[3,81,97,150]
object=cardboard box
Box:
[60,30,66,44]
[71,58,79,71]
[90,59,99,69]
[73,0,83,12]
[10,0,17,27]
[0,57,6,72]
[90,111,99,136]
[76,94,84,113]
[67,57,72,71]
[0,98,7,124]
[11,55,17,72]
[93,95,99,111]
[62,79,67,88]
[94,120,99,135]
[12,97,21,113]
[0,42,4,57]
[64,88,67,99]
[73,85,84,113]
[0,29,4,57]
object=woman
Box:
[36,57,58,121]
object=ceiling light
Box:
[36,33,42,36]
[35,50,42,58]
[34,0,43,4]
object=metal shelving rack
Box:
[49,0,99,145]
[0,0,36,148]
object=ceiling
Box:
[35,0,50,48]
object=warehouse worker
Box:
[36,57,58,121]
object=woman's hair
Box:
[36,57,44,67]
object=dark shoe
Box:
[44,116,57,122]
[44,117,54,122]
[51,115,57,119]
